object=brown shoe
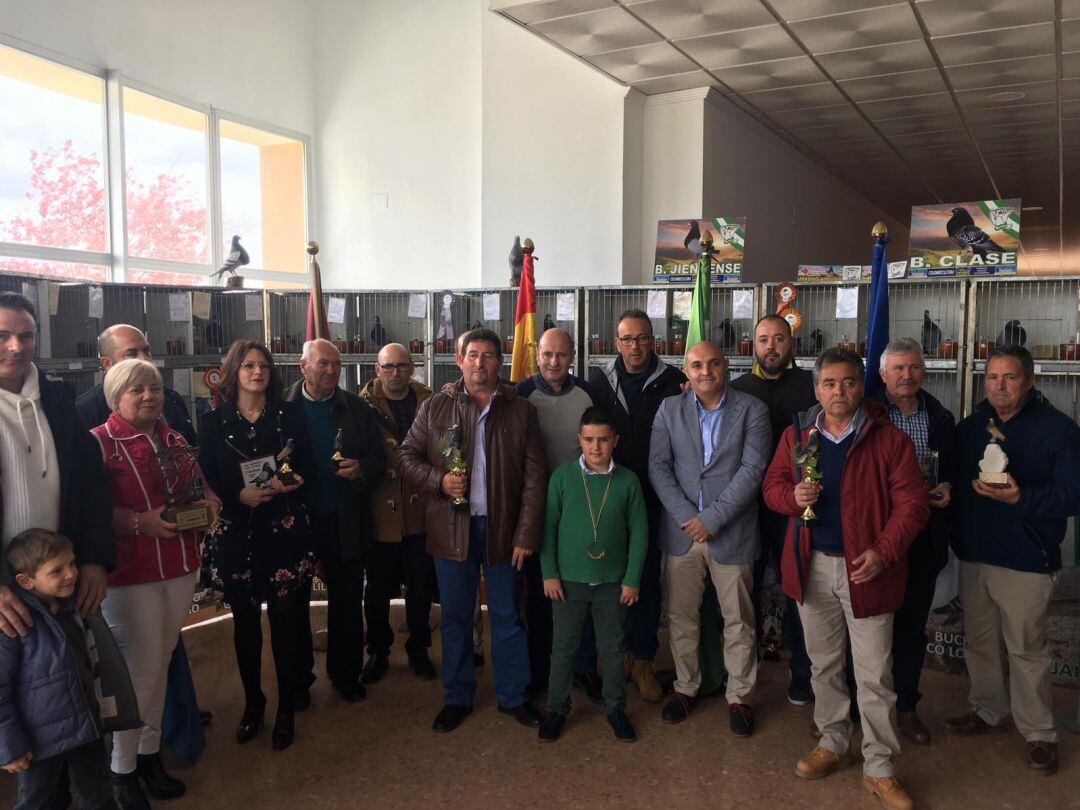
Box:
[897,711,930,745]
[628,658,663,703]
[794,746,849,780]
[943,711,1007,737]
[863,776,914,810]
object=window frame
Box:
[0,37,313,287]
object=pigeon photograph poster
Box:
[653,217,746,283]
[907,199,1021,276]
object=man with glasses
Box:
[284,338,386,704]
[400,327,547,733]
[586,309,685,702]
[359,343,437,683]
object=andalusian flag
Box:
[510,238,539,382]
[684,231,712,358]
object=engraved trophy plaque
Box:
[152,445,211,531]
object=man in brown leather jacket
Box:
[399,327,547,733]
[358,343,436,684]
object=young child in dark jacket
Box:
[538,407,647,744]
[0,529,139,810]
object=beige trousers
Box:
[798,552,900,778]
[959,561,1058,743]
[665,542,757,703]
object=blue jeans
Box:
[16,738,113,810]
[433,517,530,708]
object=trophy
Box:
[439,424,468,509]
[791,428,822,527]
[978,422,1009,486]
[330,428,345,472]
[151,445,211,531]
[275,439,297,486]
[921,449,943,500]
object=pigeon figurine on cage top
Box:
[213,235,250,287]
[921,310,941,356]
[997,319,1027,348]
[509,236,524,287]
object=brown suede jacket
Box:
[358,377,434,543]
[398,379,547,564]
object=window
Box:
[126,268,203,286]
[0,43,110,279]
[219,119,307,275]
[123,87,209,265]
[0,257,107,283]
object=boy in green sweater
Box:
[538,407,647,743]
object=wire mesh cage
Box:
[194,290,265,358]
[357,291,428,359]
[888,279,966,359]
[708,283,759,371]
[971,372,1080,422]
[970,277,1080,363]
[48,283,146,360]
[583,285,692,368]
[762,282,869,359]
[143,287,194,361]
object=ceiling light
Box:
[1022,205,1043,212]
[987,91,1026,103]
[1032,248,1051,252]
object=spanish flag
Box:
[510,238,539,382]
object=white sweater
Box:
[0,364,60,546]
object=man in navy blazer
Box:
[649,341,771,737]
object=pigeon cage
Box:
[968,276,1080,420]
[709,283,760,376]
[583,285,693,370]
[887,277,967,417]
[44,282,147,396]
[356,289,430,386]
[428,288,514,389]
[762,281,871,365]
[146,286,266,361]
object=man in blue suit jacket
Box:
[650,341,771,737]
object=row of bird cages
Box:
[428,288,581,358]
[267,291,429,358]
[969,276,1080,363]
[762,279,967,362]
[583,285,760,361]
[971,371,1080,422]
[145,287,264,360]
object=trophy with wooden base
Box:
[792,427,823,527]
[152,445,211,531]
[978,422,1009,487]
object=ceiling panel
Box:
[964,102,1057,128]
[491,0,614,25]
[954,81,1059,109]
[932,23,1056,67]
[874,112,966,137]
[711,56,827,92]
[765,0,902,22]
[530,6,660,55]
[791,120,881,143]
[915,0,1055,38]
[789,4,922,55]
[675,25,804,69]
[944,55,1057,90]
[838,68,948,101]
[589,41,697,81]
[815,40,935,80]
[857,92,956,121]
[740,81,847,112]
[770,104,867,129]
[1064,18,1080,52]
[626,0,774,40]
[631,70,718,94]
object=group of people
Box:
[0,290,1075,810]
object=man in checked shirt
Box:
[867,337,956,747]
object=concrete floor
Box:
[3,606,1077,808]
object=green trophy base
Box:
[164,503,211,531]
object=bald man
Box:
[285,338,387,703]
[516,328,597,695]
[359,344,437,683]
[649,341,771,735]
[75,324,195,443]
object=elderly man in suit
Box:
[649,341,771,736]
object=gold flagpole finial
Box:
[307,241,320,256]
[871,221,888,239]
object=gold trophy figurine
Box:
[330,428,345,472]
[440,424,468,509]
[275,439,297,486]
[792,428,823,527]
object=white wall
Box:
[480,12,627,288]
[0,0,315,136]
[314,0,482,289]
[701,91,907,283]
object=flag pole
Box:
[863,221,890,396]
[307,240,327,341]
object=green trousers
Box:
[548,581,627,716]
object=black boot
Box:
[135,752,185,800]
[236,696,267,744]
[111,771,151,810]
[272,710,295,751]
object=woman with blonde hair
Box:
[89,359,219,809]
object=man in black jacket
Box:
[731,314,816,705]
[869,338,955,746]
[75,324,195,443]
[284,339,386,703]
[585,309,685,702]
[0,292,113,636]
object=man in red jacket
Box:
[763,348,929,810]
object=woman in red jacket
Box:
[89,359,219,809]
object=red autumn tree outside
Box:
[1,140,208,285]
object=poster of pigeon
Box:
[907,199,1021,277]
[653,217,746,283]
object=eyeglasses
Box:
[616,334,653,347]
[240,361,271,372]
[379,363,413,373]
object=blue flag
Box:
[864,234,890,397]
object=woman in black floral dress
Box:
[198,340,314,752]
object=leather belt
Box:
[817,551,844,558]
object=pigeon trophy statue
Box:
[214,235,250,288]
[509,236,524,287]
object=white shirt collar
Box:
[579,455,615,475]
[815,410,857,443]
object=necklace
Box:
[581,467,613,560]
[239,404,264,439]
